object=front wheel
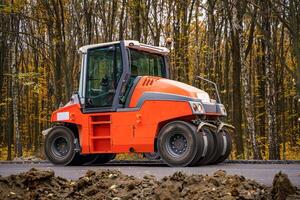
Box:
[44,126,78,165]
[157,121,199,167]
[191,127,215,166]
[214,130,232,163]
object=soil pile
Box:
[0,168,299,200]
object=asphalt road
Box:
[0,162,299,186]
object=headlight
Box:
[218,104,227,116]
[189,101,205,114]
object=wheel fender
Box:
[43,126,81,152]
[217,122,235,133]
[197,122,217,132]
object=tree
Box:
[224,0,245,158]
[242,4,262,159]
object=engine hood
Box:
[129,76,211,108]
[155,78,211,102]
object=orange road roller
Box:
[42,40,234,167]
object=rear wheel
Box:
[192,128,215,166]
[44,126,79,165]
[188,128,205,166]
[214,130,232,163]
[157,121,199,167]
[207,128,224,164]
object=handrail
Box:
[195,76,221,103]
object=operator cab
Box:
[78,40,170,113]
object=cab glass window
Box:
[86,45,122,107]
[129,49,165,77]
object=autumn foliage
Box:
[0,0,299,160]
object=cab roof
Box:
[78,40,170,55]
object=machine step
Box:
[90,114,112,152]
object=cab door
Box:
[83,42,129,113]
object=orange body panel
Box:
[50,76,223,154]
[51,100,193,154]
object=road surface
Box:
[0,162,299,186]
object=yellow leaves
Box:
[0,147,8,160]
[11,72,42,94]
[115,153,145,160]
[0,4,14,14]
[221,89,227,94]
[16,72,39,80]
[0,98,12,105]
[23,81,35,86]
[0,102,7,107]
[280,141,300,160]
[0,0,27,14]
[200,44,209,53]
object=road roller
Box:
[42,40,234,167]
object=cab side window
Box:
[130,49,165,77]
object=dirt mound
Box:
[271,171,298,200]
[0,168,299,199]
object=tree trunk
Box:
[206,0,215,80]
[118,0,126,40]
[7,87,13,160]
[7,47,13,160]
[262,0,279,160]
[242,7,262,159]
[109,0,118,41]
[289,0,300,99]
[131,0,142,41]
[225,0,244,158]
[10,4,22,158]
[257,37,266,157]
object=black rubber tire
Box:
[143,152,161,160]
[88,153,116,165]
[44,126,79,165]
[208,128,225,165]
[193,128,215,166]
[157,121,199,167]
[214,130,232,163]
[188,128,205,166]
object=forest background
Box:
[0,0,299,160]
